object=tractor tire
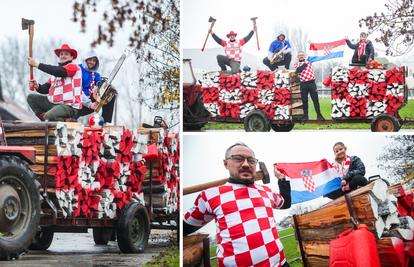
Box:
[116,203,150,253]
[371,114,400,132]
[93,228,113,245]
[244,110,270,132]
[0,156,40,260]
[28,231,54,250]
[271,123,295,132]
[189,94,207,118]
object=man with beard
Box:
[294,50,325,121]
[183,142,291,267]
[209,26,257,74]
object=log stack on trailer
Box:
[200,70,302,120]
[292,180,414,267]
[3,121,179,225]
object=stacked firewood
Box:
[5,121,179,222]
[293,180,414,267]
[331,67,406,118]
[200,70,301,120]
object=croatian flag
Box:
[275,159,341,204]
[307,39,346,63]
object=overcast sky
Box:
[182,133,396,237]
[182,0,390,61]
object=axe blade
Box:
[208,16,216,22]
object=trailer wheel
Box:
[28,231,54,250]
[117,203,150,253]
[0,156,40,260]
[371,114,399,132]
[271,123,295,132]
[244,110,270,132]
[93,228,113,245]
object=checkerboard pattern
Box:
[184,183,287,267]
[294,62,315,82]
[224,39,245,62]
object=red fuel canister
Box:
[329,224,381,267]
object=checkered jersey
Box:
[47,63,82,109]
[332,155,351,179]
[223,39,246,62]
[294,62,315,82]
[184,182,287,267]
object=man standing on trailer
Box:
[294,50,325,121]
[183,142,291,267]
[209,25,257,74]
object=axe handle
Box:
[201,21,215,52]
[183,171,264,196]
[253,20,260,50]
[29,25,35,91]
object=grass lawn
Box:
[200,99,414,131]
[208,228,301,267]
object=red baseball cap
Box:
[54,44,78,59]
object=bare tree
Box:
[359,0,414,56]
[377,135,414,188]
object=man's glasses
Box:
[226,155,258,165]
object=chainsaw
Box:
[93,54,126,112]
[270,45,288,65]
[142,116,168,130]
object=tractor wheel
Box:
[371,114,400,132]
[0,156,40,260]
[28,231,54,250]
[244,110,270,132]
[117,203,150,253]
[93,228,113,245]
[271,123,295,132]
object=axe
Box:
[251,17,260,50]
[183,162,270,195]
[22,18,35,91]
[201,16,216,52]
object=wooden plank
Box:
[291,93,302,99]
[291,109,304,116]
[5,130,58,138]
[304,256,329,267]
[292,100,303,108]
[388,183,405,198]
[35,156,59,165]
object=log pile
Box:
[200,70,302,120]
[4,122,179,222]
[330,67,406,118]
[292,180,414,267]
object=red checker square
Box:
[246,231,265,250]
[265,241,281,258]
[228,223,246,240]
[234,188,250,200]
[62,83,73,93]
[74,79,81,87]
[218,185,234,195]
[217,217,228,232]
[258,189,268,198]
[221,200,239,215]
[266,206,274,217]
[53,94,64,102]
[239,208,257,222]
[257,217,271,231]
[221,241,235,257]
[234,251,253,267]
[251,197,265,207]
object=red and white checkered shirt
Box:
[332,155,351,179]
[184,182,287,267]
[223,39,246,62]
[47,63,82,109]
[294,62,315,82]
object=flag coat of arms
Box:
[275,159,342,204]
[307,39,346,63]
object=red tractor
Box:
[183,59,208,130]
[0,118,40,260]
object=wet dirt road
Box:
[2,229,177,267]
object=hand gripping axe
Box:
[183,162,270,195]
[201,16,216,52]
[22,18,35,91]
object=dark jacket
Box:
[343,155,365,182]
[346,39,375,61]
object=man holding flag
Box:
[294,48,325,121]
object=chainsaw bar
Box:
[95,54,126,112]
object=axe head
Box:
[251,17,258,21]
[258,162,270,184]
[22,18,35,31]
[208,16,216,22]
